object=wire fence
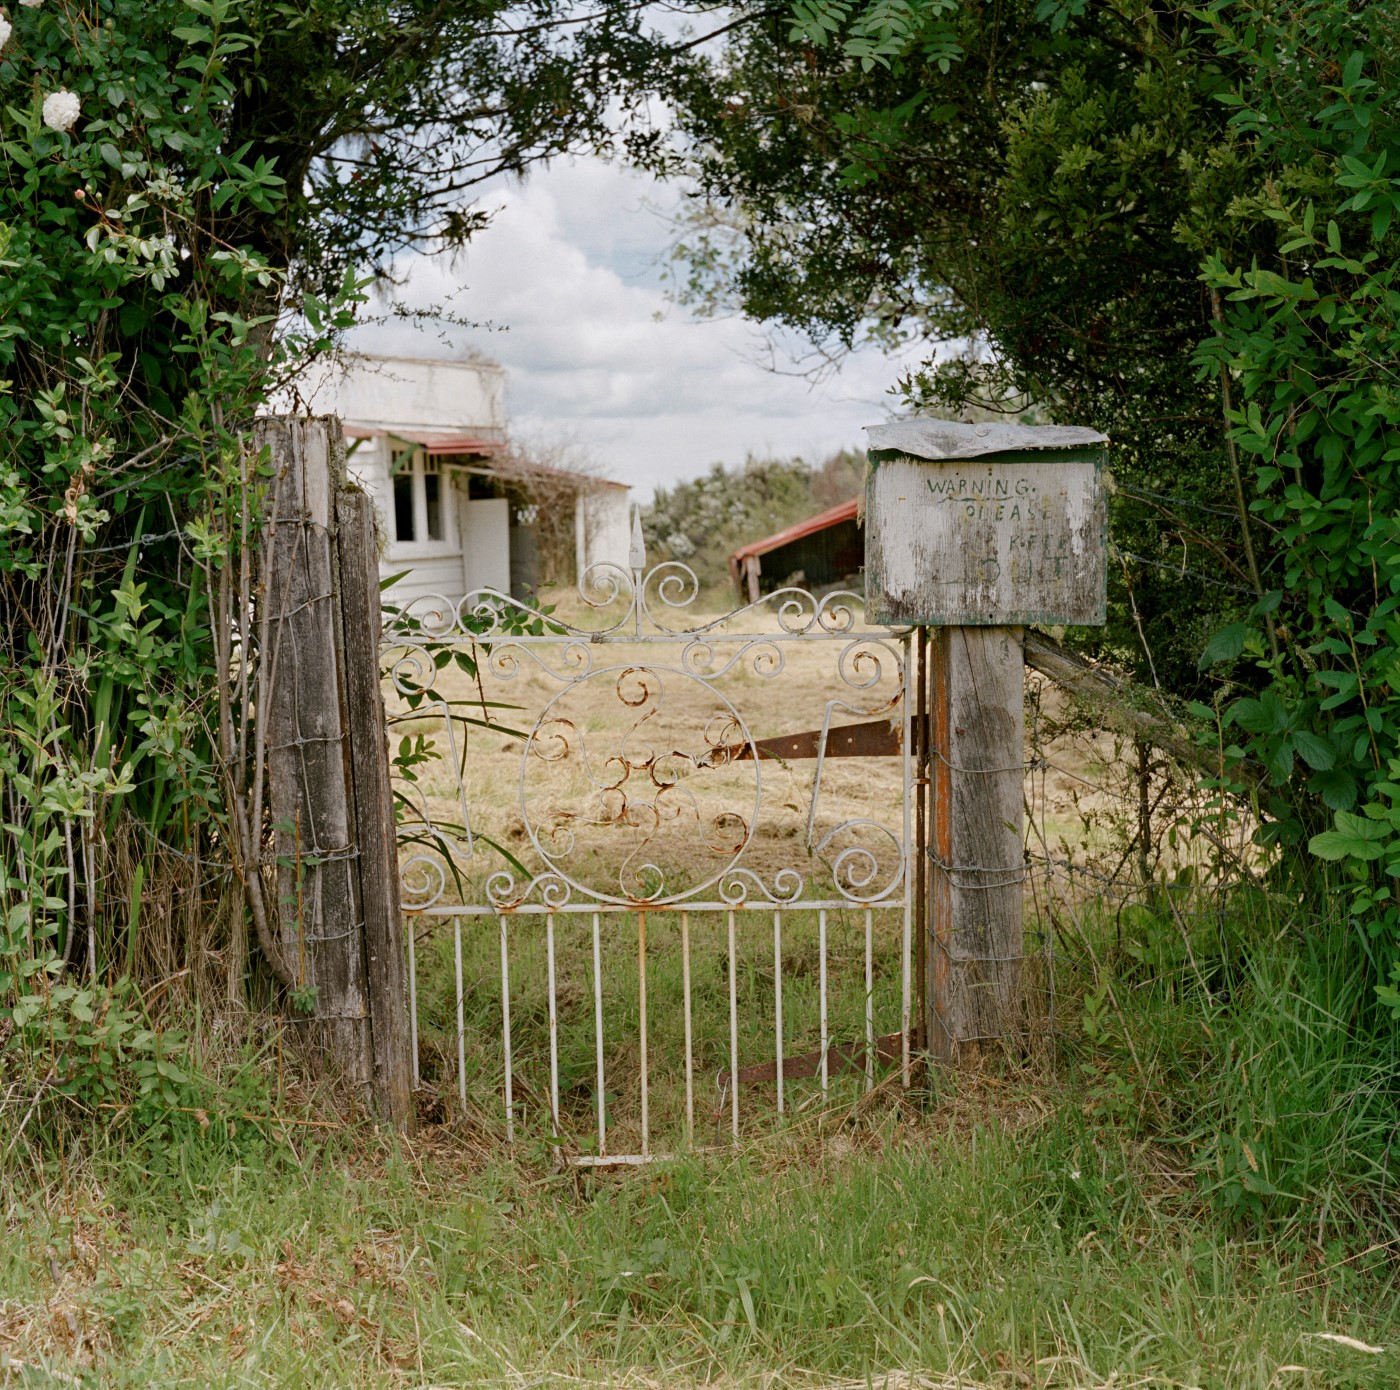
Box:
[1019,666,1261,1048]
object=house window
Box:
[423,458,444,541]
[390,449,452,548]
[393,470,414,542]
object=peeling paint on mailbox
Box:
[864,427,1108,627]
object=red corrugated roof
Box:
[398,429,505,455]
[729,497,860,564]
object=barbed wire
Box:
[1113,548,1261,596]
[1114,480,1250,521]
[70,527,187,556]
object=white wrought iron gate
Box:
[382,529,917,1162]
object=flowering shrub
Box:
[0,0,722,1119]
[0,0,307,1112]
[40,87,78,131]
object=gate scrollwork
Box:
[381,558,911,915]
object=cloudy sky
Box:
[346,156,934,498]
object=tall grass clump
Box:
[1070,880,1400,1243]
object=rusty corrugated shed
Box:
[728,497,862,599]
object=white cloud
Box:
[347,157,935,496]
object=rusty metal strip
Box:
[727,718,902,761]
[930,630,953,1061]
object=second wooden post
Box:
[927,624,1025,1060]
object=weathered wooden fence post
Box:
[336,484,414,1130]
[865,420,1108,1062]
[258,416,412,1128]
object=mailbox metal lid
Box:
[866,419,1108,463]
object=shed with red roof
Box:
[728,497,863,603]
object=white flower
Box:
[19,0,44,8]
[42,89,80,133]
[0,16,11,48]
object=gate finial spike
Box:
[629,504,647,571]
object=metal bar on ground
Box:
[865,907,875,1093]
[681,910,694,1147]
[572,1154,674,1168]
[546,915,560,1141]
[638,912,649,1158]
[500,914,514,1144]
[819,908,829,1096]
[773,910,784,1115]
[453,917,466,1108]
[728,908,739,1142]
[592,911,606,1156]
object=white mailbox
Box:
[864,420,1108,628]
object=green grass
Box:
[1073,887,1400,1235]
[3,887,1399,1387]
[1,1088,1397,1388]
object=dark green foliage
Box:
[654,0,1279,695]
[0,0,300,1088]
[1172,5,1400,997]
[649,3,1400,1000]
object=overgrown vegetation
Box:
[0,0,721,1129]
[1,0,312,1144]
[4,1,1400,1381]
[655,0,1400,1088]
[3,892,1398,1385]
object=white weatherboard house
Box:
[296,352,631,609]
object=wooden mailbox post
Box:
[864,420,1108,1061]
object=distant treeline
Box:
[640,451,862,591]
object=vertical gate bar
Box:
[546,914,560,1142]
[929,629,954,1065]
[773,910,784,1115]
[500,915,515,1145]
[408,922,419,1090]
[453,917,466,1108]
[864,907,875,1093]
[819,908,829,1096]
[638,912,649,1158]
[727,908,739,1143]
[901,633,914,1088]
[592,911,606,1156]
[681,910,694,1147]
[914,630,929,1051]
